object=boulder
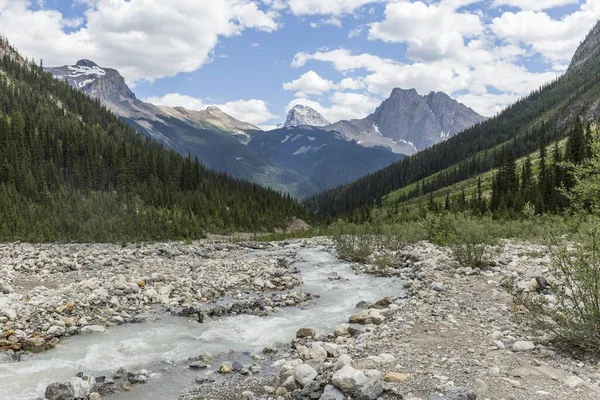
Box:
[349,309,385,325]
[512,341,535,352]
[294,364,318,387]
[296,328,316,338]
[320,384,345,400]
[22,337,46,353]
[355,377,384,400]
[1,308,17,321]
[68,377,90,399]
[308,343,328,361]
[45,382,74,400]
[332,365,368,394]
[81,325,106,334]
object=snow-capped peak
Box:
[284,105,330,128]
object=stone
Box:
[22,337,46,353]
[45,382,74,400]
[281,375,298,391]
[349,309,385,325]
[218,364,231,374]
[355,377,384,400]
[384,372,408,383]
[88,393,101,400]
[296,327,317,338]
[46,325,66,338]
[374,297,392,308]
[320,384,345,400]
[1,308,17,321]
[444,386,477,400]
[563,375,585,388]
[334,354,353,371]
[348,324,367,336]
[492,340,505,350]
[308,343,328,361]
[189,361,208,370]
[430,282,444,292]
[198,352,213,363]
[294,364,318,387]
[332,365,368,394]
[81,325,106,334]
[69,377,90,399]
[429,394,444,400]
[324,343,344,357]
[334,324,349,337]
[512,341,535,352]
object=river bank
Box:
[1,238,600,399]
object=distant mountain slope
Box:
[305,21,600,217]
[45,60,403,198]
[325,89,485,154]
[0,38,305,241]
[248,127,404,195]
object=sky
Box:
[1,0,599,129]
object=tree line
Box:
[0,37,305,242]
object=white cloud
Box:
[369,0,484,61]
[491,0,600,62]
[0,0,278,84]
[286,91,380,122]
[145,93,277,125]
[283,70,337,97]
[285,0,380,16]
[492,0,579,11]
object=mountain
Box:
[247,127,404,195]
[326,89,485,154]
[0,38,305,241]
[45,60,403,198]
[305,21,600,218]
[284,104,331,128]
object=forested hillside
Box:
[304,23,600,219]
[0,38,305,241]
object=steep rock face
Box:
[284,105,331,128]
[569,22,600,71]
[325,88,485,154]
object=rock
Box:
[81,325,106,334]
[374,297,392,308]
[22,337,46,353]
[332,365,368,394]
[349,309,385,325]
[46,325,66,338]
[308,343,328,361]
[218,364,231,374]
[69,377,90,399]
[535,276,548,291]
[296,328,316,338]
[512,341,535,352]
[334,354,353,371]
[88,393,101,400]
[444,386,477,400]
[45,382,74,400]
[348,324,367,336]
[334,324,349,337]
[281,375,298,391]
[563,375,585,388]
[355,377,384,400]
[324,343,344,357]
[430,282,444,292]
[189,361,208,370]
[294,364,318,387]
[198,353,213,363]
[320,384,345,400]
[1,308,17,321]
[429,394,444,400]
[384,372,408,382]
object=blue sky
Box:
[1,0,599,128]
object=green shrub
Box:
[512,217,600,352]
[448,214,498,269]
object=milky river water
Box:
[0,244,401,400]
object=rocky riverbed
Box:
[2,238,600,399]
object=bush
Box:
[512,217,600,352]
[333,234,373,263]
[448,214,498,269]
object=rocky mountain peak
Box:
[75,59,99,68]
[284,105,331,128]
[569,20,600,71]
